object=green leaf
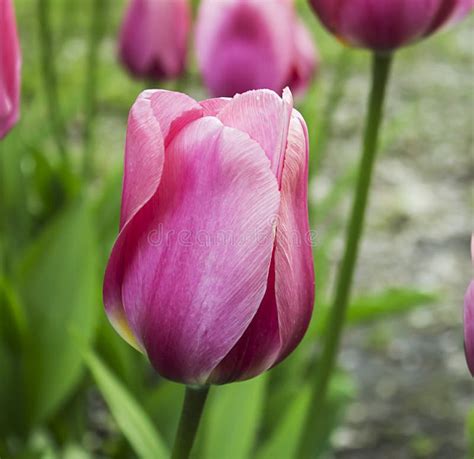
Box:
[256,372,355,459]
[201,374,267,459]
[315,288,438,336]
[85,351,168,459]
[16,200,99,424]
[466,406,474,458]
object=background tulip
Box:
[464,237,474,376]
[195,0,319,97]
[0,0,21,139]
[119,0,190,81]
[309,0,473,52]
[104,88,315,385]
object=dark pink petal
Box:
[0,0,21,139]
[208,260,281,384]
[464,280,474,376]
[272,110,315,363]
[120,90,202,230]
[119,0,190,80]
[195,0,293,97]
[217,88,293,184]
[119,117,280,384]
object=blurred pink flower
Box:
[104,88,315,384]
[195,0,319,97]
[119,0,190,81]
[465,235,474,377]
[0,0,21,139]
[309,0,473,52]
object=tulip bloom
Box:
[104,88,315,385]
[119,0,190,80]
[0,0,21,139]
[195,0,318,97]
[309,0,473,52]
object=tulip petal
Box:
[217,89,293,184]
[195,0,294,97]
[200,97,231,116]
[209,110,315,382]
[272,110,315,363]
[0,0,21,139]
[119,116,280,384]
[105,90,202,349]
[120,90,202,229]
[465,280,474,376]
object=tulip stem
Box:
[83,0,108,180]
[37,0,68,166]
[297,52,393,458]
[171,385,210,459]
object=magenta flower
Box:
[0,0,21,139]
[119,0,190,81]
[195,0,319,97]
[309,0,473,52]
[465,236,474,376]
[103,88,315,385]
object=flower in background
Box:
[0,0,21,139]
[464,236,474,376]
[195,0,319,97]
[309,0,473,52]
[104,88,315,385]
[119,0,190,81]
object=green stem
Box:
[297,52,393,459]
[171,385,210,459]
[82,0,108,180]
[37,0,68,165]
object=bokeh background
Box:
[0,0,472,458]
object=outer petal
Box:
[286,19,319,98]
[119,117,280,384]
[209,108,315,383]
[465,280,474,377]
[271,110,315,363]
[104,90,202,349]
[217,88,293,184]
[0,0,21,139]
[120,90,202,229]
[195,0,293,96]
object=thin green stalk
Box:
[171,385,210,459]
[83,0,108,179]
[37,0,68,164]
[311,48,352,174]
[297,52,393,459]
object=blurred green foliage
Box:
[0,0,471,458]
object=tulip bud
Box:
[195,0,319,97]
[0,0,21,139]
[119,0,190,81]
[309,0,473,52]
[104,88,315,385]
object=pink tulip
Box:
[195,0,319,97]
[309,0,473,52]
[465,236,474,376]
[0,0,21,139]
[119,0,190,81]
[103,88,315,385]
